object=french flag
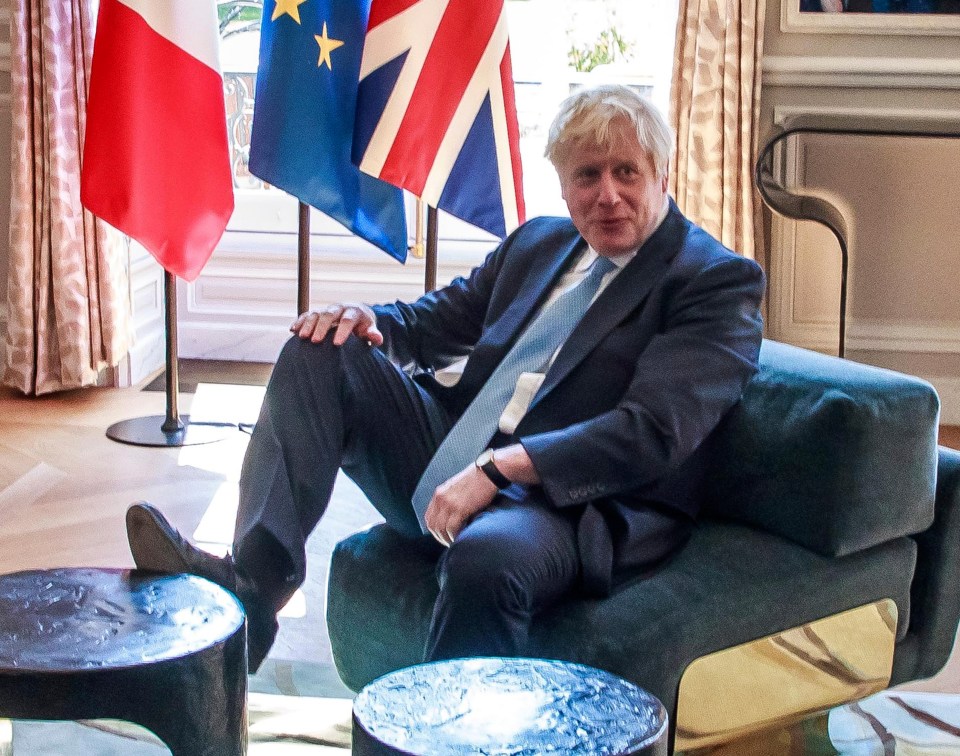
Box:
[353,0,525,239]
[81,0,234,282]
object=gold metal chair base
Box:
[674,599,897,752]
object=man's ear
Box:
[660,173,668,193]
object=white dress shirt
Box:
[434,246,635,434]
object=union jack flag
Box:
[353,0,525,239]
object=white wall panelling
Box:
[121,243,167,387]
[176,231,494,362]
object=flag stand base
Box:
[106,273,235,449]
[106,415,235,448]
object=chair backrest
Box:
[704,340,939,557]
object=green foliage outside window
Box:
[567,26,634,73]
[218,0,263,37]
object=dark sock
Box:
[232,528,298,672]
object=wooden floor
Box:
[0,380,378,667]
[0,381,958,692]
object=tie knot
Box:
[590,256,617,278]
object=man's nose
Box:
[597,172,620,205]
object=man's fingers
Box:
[332,306,361,345]
[311,306,342,342]
[444,512,468,544]
[290,306,342,342]
[291,304,380,346]
[364,325,384,347]
[429,528,450,547]
[297,312,325,340]
[425,498,449,547]
[290,311,315,335]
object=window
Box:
[218,0,678,261]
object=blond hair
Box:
[545,84,673,179]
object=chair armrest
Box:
[897,445,960,681]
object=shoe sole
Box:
[126,502,192,575]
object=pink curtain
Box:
[3,0,129,395]
[669,0,766,263]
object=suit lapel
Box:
[529,205,688,411]
[460,232,586,386]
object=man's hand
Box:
[424,464,498,547]
[424,444,540,547]
[291,303,383,346]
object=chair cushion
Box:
[703,341,939,557]
[327,521,916,717]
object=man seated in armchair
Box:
[126,83,765,671]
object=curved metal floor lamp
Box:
[755,112,960,359]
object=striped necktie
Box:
[411,255,617,530]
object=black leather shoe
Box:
[126,501,277,671]
[126,502,238,593]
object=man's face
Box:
[557,119,668,257]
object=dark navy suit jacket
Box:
[373,201,765,593]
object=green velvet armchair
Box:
[325,339,960,750]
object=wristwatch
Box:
[475,449,512,489]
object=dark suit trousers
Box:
[233,335,582,661]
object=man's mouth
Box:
[597,218,626,229]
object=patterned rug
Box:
[9,670,960,754]
[10,659,353,754]
[697,690,960,755]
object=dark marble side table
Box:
[0,567,247,755]
[352,657,668,755]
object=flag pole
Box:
[105,271,234,447]
[412,197,425,260]
[298,201,311,313]
[425,205,439,293]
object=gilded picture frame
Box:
[781,0,960,34]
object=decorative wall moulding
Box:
[763,55,960,89]
[781,0,960,35]
[772,103,960,130]
[846,321,960,354]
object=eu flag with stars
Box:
[249,0,407,262]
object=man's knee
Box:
[438,537,532,612]
[437,506,580,612]
[272,335,374,388]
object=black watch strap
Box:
[476,449,511,489]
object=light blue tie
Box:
[411,255,617,530]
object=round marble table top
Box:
[0,567,244,672]
[352,656,668,755]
